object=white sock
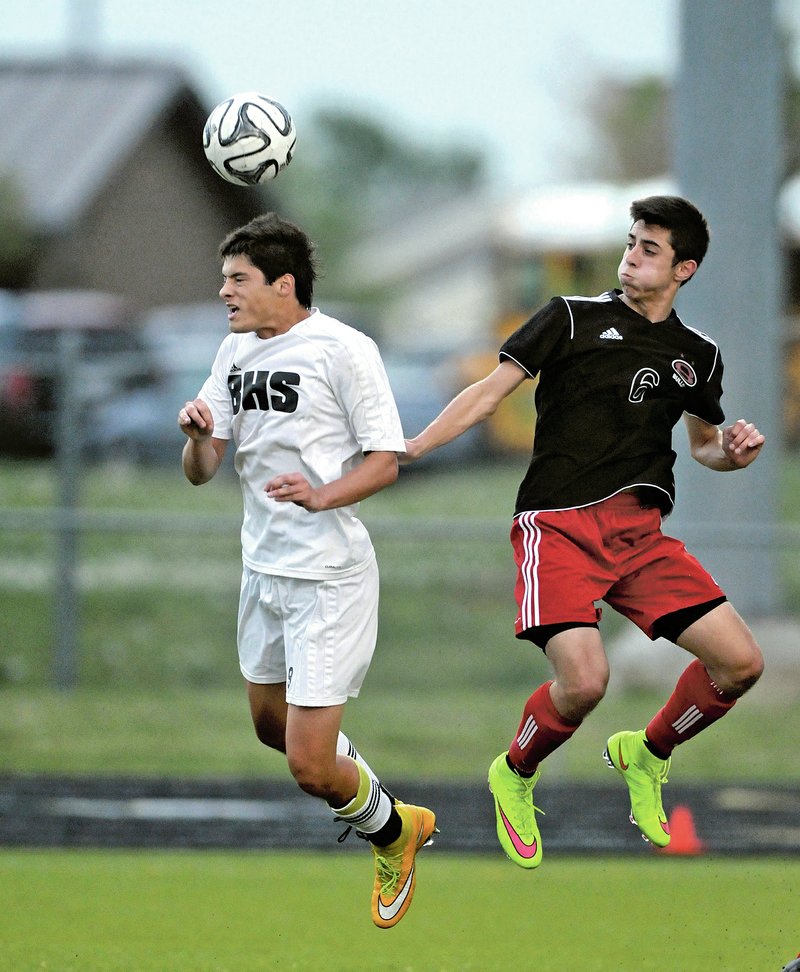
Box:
[331,762,392,835]
[336,731,380,785]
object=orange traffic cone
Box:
[659,804,705,856]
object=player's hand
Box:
[178,399,214,440]
[722,418,764,468]
[399,438,420,465]
[265,472,323,512]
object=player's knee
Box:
[578,677,608,713]
[286,752,331,798]
[720,642,764,697]
[252,721,286,753]
[557,671,608,719]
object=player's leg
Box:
[246,680,288,751]
[284,702,361,802]
[283,564,435,928]
[490,625,608,868]
[644,600,763,757]
[333,727,380,779]
[604,600,761,848]
[239,566,385,779]
[491,509,612,868]
[285,702,435,932]
[238,565,291,754]
[246,679,382,784]
[604,520,762,846]
[511,625,608,770]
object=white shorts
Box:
[237,560,379,706]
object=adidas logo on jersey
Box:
[600,327,623,340]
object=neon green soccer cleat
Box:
[604,729,671,847]
[370,802,437,929]
[488,752,543,869]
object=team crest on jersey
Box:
[628,367,660,403]
[671,359,697,388]
[227,369,300,414]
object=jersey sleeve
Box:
[329,333,405,453]
[685,342,725,426]
[197,336,236,440]
[498,297,571,377]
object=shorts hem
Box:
[240,665,285,685]
[286,693,354,707]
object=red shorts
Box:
[510,493,724,641]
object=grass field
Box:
[2,461,800,971]
[2,457,800,781]
[2,849,797,971]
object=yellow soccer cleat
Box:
[370,802,437,929]
[488,752,543,868]
[605,729,671,847]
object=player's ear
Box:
[275,272,295,296]
[674,259,697,284]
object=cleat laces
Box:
[333,819,369,844]
[373,851,402,896]
[516,774,545,825]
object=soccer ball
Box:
[202,91,296,186]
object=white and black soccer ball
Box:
[202,92,296,186]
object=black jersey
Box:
[499,290,725,515]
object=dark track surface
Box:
[2,775,798,856]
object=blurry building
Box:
[350,174,800,450]
[0,57,268,309]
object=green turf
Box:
[2,457,800,781]
[0,850,797,971]
[2,682,800,782]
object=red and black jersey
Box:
[499,290,725,515]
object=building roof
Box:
[352,173,800,288]
[0,56,212,233]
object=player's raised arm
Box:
[403,359,527,463]
[265,451,399,513]
[179,397,227,485]
[684,414,764,471]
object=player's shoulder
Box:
[560,291,616,307]
[299,308,378,353]
[677,318,719,350]
[547,292,617,332]
[548,291,616,322]
[211,330,242,366]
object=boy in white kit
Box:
[179,212,435,928]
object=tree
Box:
[570,37,800,183]
[572,76,671,181]
[0,173,35,288]
[277,106,487,300]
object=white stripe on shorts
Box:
[517,512,542,630]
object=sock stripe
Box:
[341,779,381,826]
[517,715,539,750]
[672,705,704,734]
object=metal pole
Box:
[53,330,82,689]
[672,0,783,616]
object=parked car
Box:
[92,301,485,468]
[0,289,160,457]
[93,302,229,465]
[382,355,483,467]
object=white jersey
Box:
[198,309,404,579]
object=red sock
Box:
[508,681,581,774]
[646,658,737,757]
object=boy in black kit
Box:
[403,196,764,866]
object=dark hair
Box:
[219,212,319,308]
[629,195,710,283]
